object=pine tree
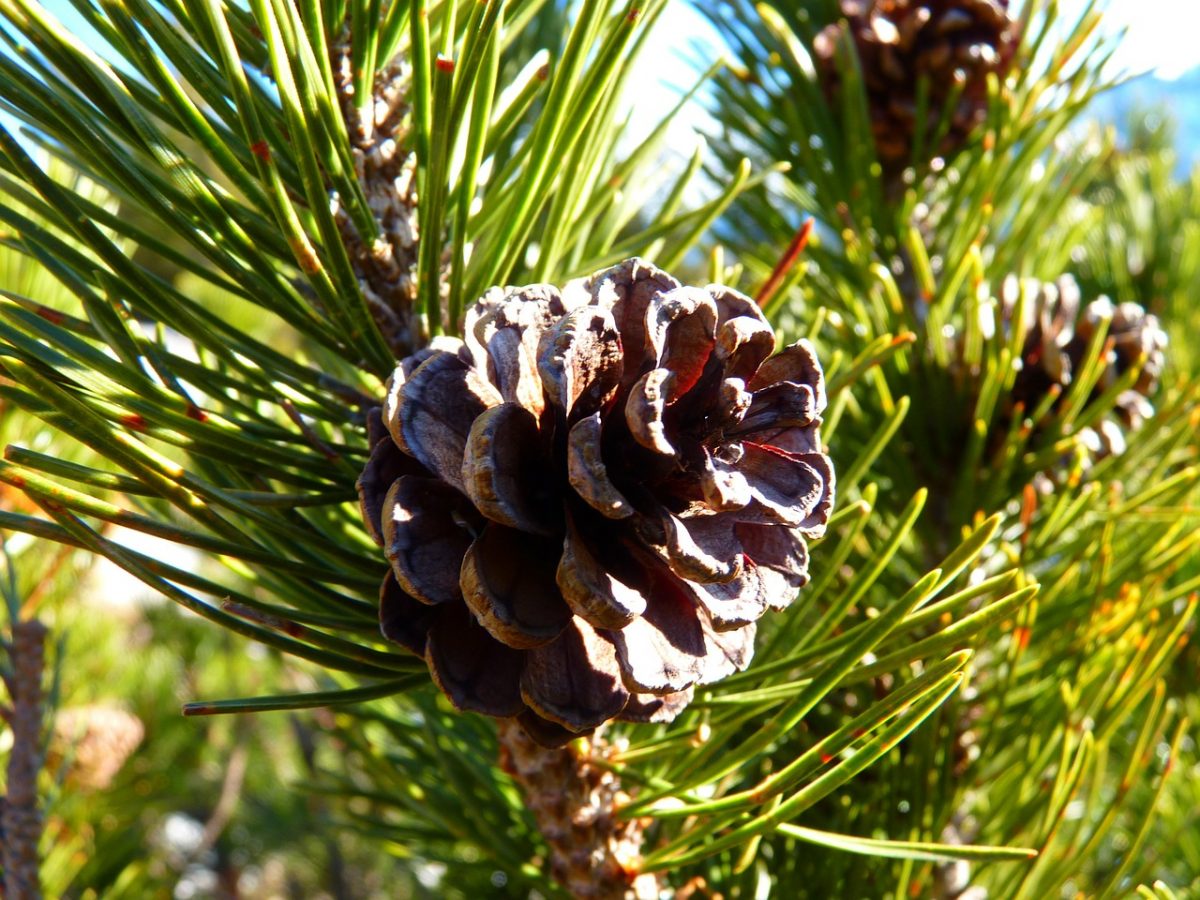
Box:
[0,0,1197,897]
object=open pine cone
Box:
[1002,274,1082,416]
[997,274,1167,456]
[358,259,834,746]
[814,0,1019,178]
[1070,296,1168,426]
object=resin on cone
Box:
[358,259,835,745]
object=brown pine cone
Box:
[995,274,1167,456]
[357,259,835,745]
[1069,297,1167,429]
[814,0,1019,178]
[1000,274,1081,416]
[47,705,145,791]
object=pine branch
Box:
[2,617,47,900]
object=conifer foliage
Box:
[0,0,1197,896]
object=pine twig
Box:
[496,721,660,900]
[2,618,47,900]
[196,740,250,857]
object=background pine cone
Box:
[1069,296,1168,428]
[1002,274,1082,416]
[997,274,1168,456]
[358,259,835,745]
[47,705,145,791]
[814,0,1020,178]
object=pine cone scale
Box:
[460,524,571,649]
[566,412,636,520]
[701,617,757,680]
[658,509,743,584]
[382,475,476,606]
[736,381,820,435]
[715,316,776,381]
[521,619,629,731]
[714,443,828,527]
[462,401,559,535]
[737,522,812,590]
[625,367,679,456]
[395,348,503,491]
[538,306,625,418]
[601,262,683,389]
[610,587,708,694]
[700,449,754,511]
[479,323,546,416]
[358,436,423,546]
[645,289,720,400]
[380,573,438,655]
[682,564,769,629]
[557,513,647,630]
[426,602,525,717]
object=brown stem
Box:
[331,38,423,358]
[495,721,661,900]
[197,740,249,857]
[3,619,47,900]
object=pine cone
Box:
[996,274,1167,455]
[1069,297,1167,428]
[814,0,1019,178]
[48,705,145,791]
[1001,274,1082,416]
[358,259,835,745]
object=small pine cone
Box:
[995,274,1167,454]
[358,259,835,745]
[1068,297,1167,428]
[813,0,1019,178]
[47,705,145,791]
[1000,274,1081,415]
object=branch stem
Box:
[496,721,659,900]
[2,618,47,900]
